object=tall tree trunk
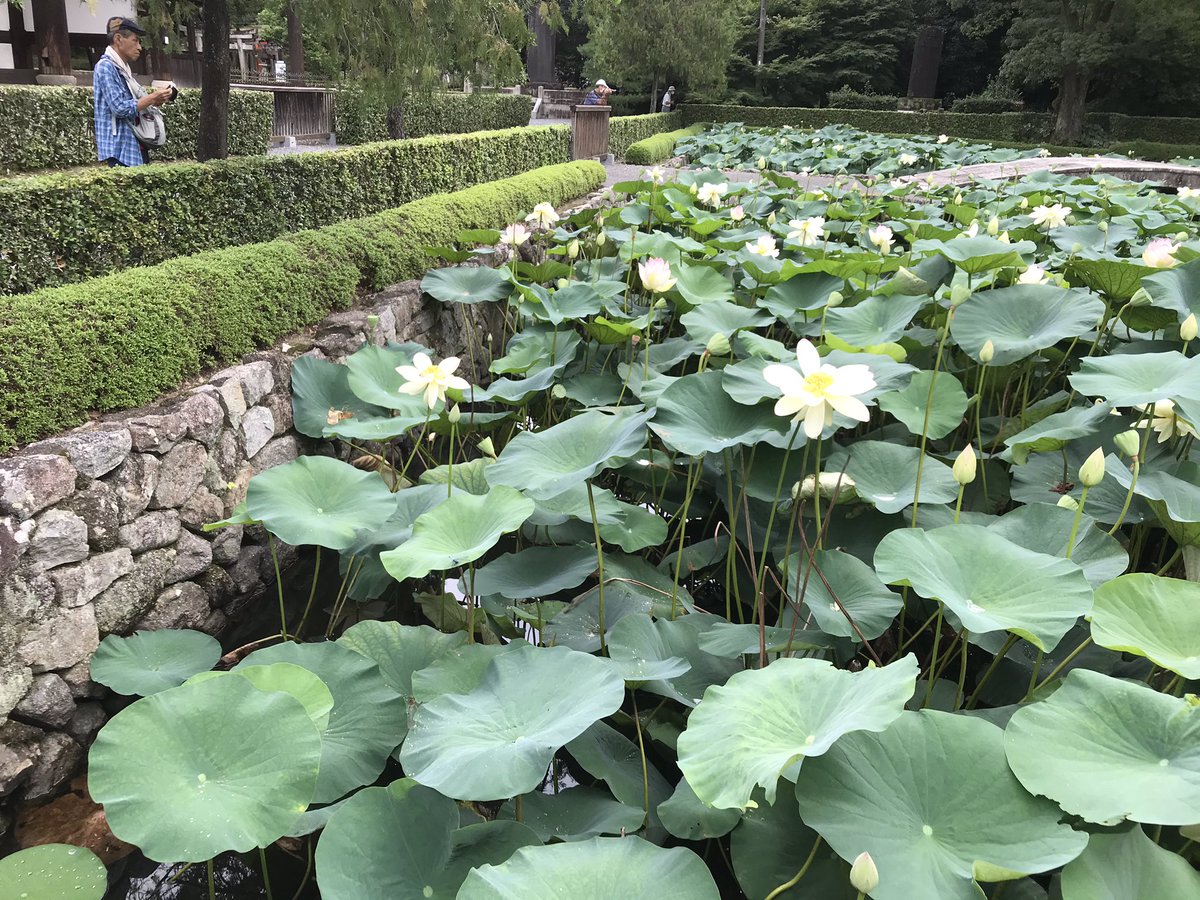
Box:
[756,0,768,67]
[198,0,230,161]
[30,0,71,75]
[650,73,658,114]
[1052,67,1089,145]
[286,1,305,77]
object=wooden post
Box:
[30,0,71,75]
[571,104,610,161]
[286,1,305,77]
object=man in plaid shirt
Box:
[93,17,172,167]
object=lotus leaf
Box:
[651,370,795,456]
[499,787,646,842]
[1089,574,1200,677]
[187,663,334,731]
[825,441,959,514]
[876,370,969,439]
[781,548,903,640]
[950,285,1106,366]
[90,629,221,697]
[421,265,512,305]
[0,844,107,900]
[1059,827,1200,900]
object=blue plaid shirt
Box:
[93,57,145,167]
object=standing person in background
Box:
[94,17,172,167]
[585,79,613,105]
[661,85,676,112]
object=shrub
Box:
[827,85,897,110]
[952,97,1025,113]
[1109,140,1200,162]
[610,112,683,159]
[0,160,605,450]
[0,125,571,294]
[608,93,654,117]
[335,90,534,144]
[0,85,272,174]
[624,125,706,165]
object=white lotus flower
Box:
[899,152,919,166]
[868,224,895,254]
[1179,186,1199,200]
[730,205,746,222]
[524,202,560,230]
[1138,399,1197,443]
[499,223,530,246]
[762,340,876,439]
[1029,203,1071,230]
[787,216,826,247]
[746,235,780,258]
[937,134,950,144]
[646,166,667,184]
[1038,148,1052,158]
[959,221,980,239]
[1142,238,1179,268]
[696,181,729,208]
[794,472,857,501]
[1018,264,1049,285]
[638,257,677,293]
[397,353,470,409]
[1182,313,1198,341]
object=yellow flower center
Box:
[804,371,834,397]
[420,365,445,383]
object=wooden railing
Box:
[232,84,336,139]
[571,104,611,160]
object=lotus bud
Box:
[1114,429,1141,459]
[849,852,880,894]
[953,444,977,485]
[1079,448,1106,488]
[757,156,768,169]
[979,340,995,364]
[477,437,497,458]
[448,404,461,424]
[706,333,732,356]
[987,216,1000,236]
[689,183,699,195]
[1056,495,1079,510]
[367,314,379,328]
[596,230,607,247]
[551,384,567,399]
[935,326,947,342]
[1129,287,1152,307]
[1181,313,1198,341]
[998,232,1011,243]
[567,239,581,259]
[1019,198,1029,209]
[767,212,777,226]
[1071,242,1084,255]
[1097,220,1109,233]
[826,290,844,309]
[954,193,963,205]
[556,278,569,290]
[653,298,668,309]
[950,284,972,307]
[1177,231,1190,243]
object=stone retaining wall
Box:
[0,280,497,835]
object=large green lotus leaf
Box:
[0,844,107,900]
[758,273,846,317]
[338,621,468,700]
[1142,256,1200,321]
[1069,351,1200,406]
[458,836,720,899]
[1049,223,1138,255]
[246,456,399,551]
[1060,827,1200,900]
[346,484,447,553]
[498,787,645,842]
[542,578,687,654]
[914,235,1036,274]
[187,663,334,732]
[486,409,652,500]
[421,265,512,305]
[795,710,1087,900]
[1067,257,1151,301]
[89,676,321,862]
[986,502,1128,588]
[90,629,221,697]
[1002,403,1115,464]
[322,409,428,441]
[600,503,668,552]
[677,655,917,809]
[825,294,926,347]
[1009,441,1150,526]
[730,792,855,900]
[237,641,407,804]
[1090,574,1200,678]
[491,327,581,375]
[380,486,535,582]
[529,282,606,326]
[876,370,968,439]
[1109,459,1200,524]
[344,344,438,414]
[680,301,774,344]
[875,524,1093,652]
[566,720,673,841]
[315,778,540,900]
[419,458,495,496]
[401,644,626,800]
[527,482,624,528]
[474,360,571,405]
[469,545,597,600]
[1004,669,1200,825]
[657,778,742,841]
[291,355,387,440]
[780,548,902,640]
[696,622,836,657]
[410,642,530,702]
[559,372,623,408]
[651,370,794,456]
[674,262,735,306]
[825,441,959,515]
[950,285,1105,366]
[606,613,741,706]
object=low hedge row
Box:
[0,160,605,450]
[0,125,571,294]
[0,86,272,174]
[625,125,705,165]
[682,104,1200,148]
[610,112,683,159]
[335,91,534,145]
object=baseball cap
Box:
[108,17,148,36]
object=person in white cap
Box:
[585,79,613,105]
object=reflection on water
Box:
[106,846,318,900]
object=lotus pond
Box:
[674,123,1065,176]
[7,167,1200,900]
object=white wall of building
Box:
[0,45,12,69]
[65,0,136,36]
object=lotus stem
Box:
[632,692,651,830]
[1065,487,1089,560]
[294,547,321,641]
[753,423,803,667]
[955,632,970,709]
[395,410,433,488]
[290,838,313,900]
[586,481,608,652]
[764,835,823,900]
[1156,545,1184,576]
[910,308,955,528]
[267,534,288,642]
[923,604,945,708]
[1031,635,1093,696]
[669,461,702,618]
[259,847,274,900]
[965,633,1020,710]
[207,859,216,900]
[515,793,523,822]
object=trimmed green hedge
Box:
[625,125,705,165]
[0,125,570,294]
[0,160,605,450]
[0,86,272,174]
[335,91,534,145]
[682,104,1200,148]
[610,112,683,159]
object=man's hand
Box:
[138,88,172,110]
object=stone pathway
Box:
[905,157,1200,189]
